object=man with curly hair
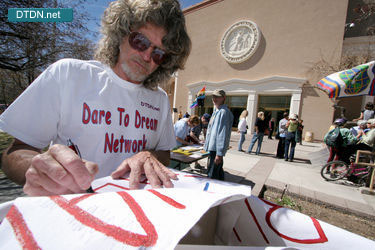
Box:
[0,0,191,196]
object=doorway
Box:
[258,95,291,133]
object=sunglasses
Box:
[128,32,168,65]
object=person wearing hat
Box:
[284,113,299,162]
[204,89,233,180]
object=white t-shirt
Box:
[0,59,176,178]
[237,118,247,132]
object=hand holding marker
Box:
[67,139,95,193]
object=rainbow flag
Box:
[316,61,375,99]
[197,86,206,97]
[190,100,198,109]
[190,86,206,109]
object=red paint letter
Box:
[118,107,125,126]
[135,110,141,128]
[104,133,113,153]
[82,103,90,124]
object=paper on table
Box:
[189,154,201,159]
[180,145,203,151]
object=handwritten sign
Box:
[0,171,374,249]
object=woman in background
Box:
[237,110,248,151]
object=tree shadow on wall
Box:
[301,83,321,97]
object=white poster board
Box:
[0,170,374,249]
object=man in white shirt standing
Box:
[276,112,289,158]
[0,0,191,195]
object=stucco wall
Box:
[176,0,349,140]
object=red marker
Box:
[67,139,95,193]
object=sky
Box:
[82,0,205,42]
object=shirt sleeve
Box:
[0,63,62,149]
[155,97,177,151]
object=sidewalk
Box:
[221,131,375,218]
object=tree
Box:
[309,54,374,80]
[0,0,96,105]
[345,0,375,37]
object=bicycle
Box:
[321,158,370,186]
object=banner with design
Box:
[0,171,374,249]
[316,61,375,99]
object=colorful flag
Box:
[316,61,375,99]
[190,86,206,109]
[189,100,198,109]
[197,86,206,97]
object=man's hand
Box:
[111,151,178,189]
[24,144,98,196]
[214,155,223,165]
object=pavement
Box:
[0,132,374,219]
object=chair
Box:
[355,150,375,192]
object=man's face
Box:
[212,96,225,107]
[114,23,167,84]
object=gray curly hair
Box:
[94,0,191,90]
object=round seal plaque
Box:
[220,20,260,64]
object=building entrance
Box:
[258,95,291,131]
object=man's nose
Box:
[140,46,153,62]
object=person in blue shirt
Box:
[174,115,200,147]
[204,89,234,180]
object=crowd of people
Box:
[324,116,375,165]
[235,110,303,162]
[173,100,375,179]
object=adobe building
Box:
[171,0,375,141]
